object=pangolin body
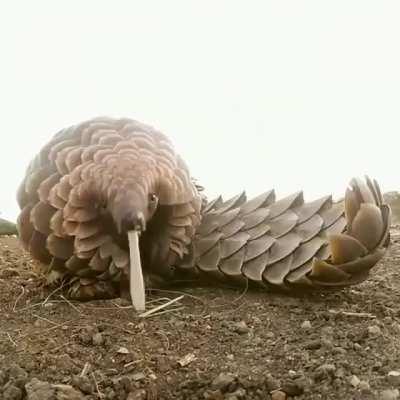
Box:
[16,117,391,305]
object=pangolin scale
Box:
[16,117,391,304]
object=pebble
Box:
[388,371,400,386]
[53,383,84,400]
[333,346,347,355]
[359,380,371,393]
[392,322,400,333]
[0,369,7,386]
[92,332,104,346]
[281,379,304,396]
[321,326,334,337]
[301,320,312,330]
[265,374,280,391]
[71,375,94,394]
[288,370,297,378]
[304,339,321,350]
[25,378,55,400]
[225,388,246,399]
[380,389,400,400]
[211,373,236,391]
[116,347,130,354]
[3,384,23,400]
[368,325,382,336]
[314,363,336,380]
[350,375,361,387]
[8,365,28,381]
[127,389,147,400]
[131,372,146,382]
[271,390,287,400]
[233,321,250,334]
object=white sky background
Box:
[0,1,399,222]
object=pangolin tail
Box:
[177,176,391,291]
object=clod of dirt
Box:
[53,384,83,400]
[233,321,250,334]
[350,375,361,387]
[368,325,382,336]
[127,389,147,400]
[25,378,55,400]
[92,332,104,346]
[359,380,371,393]
[211,373,237,391]
[3,384,23,400]
[281,379,304,396]
[388,371,400,386]
[380,389,400,400]
[300,320,312,330]
[71,375,94,394]
[271,390,287,400]
[313,364,336,381]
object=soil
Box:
[1,231,400,400]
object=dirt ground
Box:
[1,231,400,400]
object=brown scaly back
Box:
[175,176,390,290]
[16,117,202,299]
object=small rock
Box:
[288,370,297,378]
[321,326,334,337]
[177,353,196,367]
[78,329,93,345]
[3,385,23,400]
[233,321,249,334]
[350,375,361,387]
[333,346,347,355]
[314,363,336,381]
[0,369,8,386]
[321,338,334,349]
[380,389,400,400]
[92,332,104,346]
[104,387,116,399]
[25,378,55,400]
[211,373,236,391]
[71,375,94,394]
[271,390,287,400]
[53,384,84,400]
[56,355,77,373]
[368,325,382,336]
[8,365,28,381]
[359,380,371,393]
[226,388,246,399]
[127,389,147,400]
[282,380,304,396]
[301,320,312,330]
[265,374,280,391]
[392,322,400,333]
[388,371,400,386]
[116,347,130,354]
[203,389,224,399]
[353,343,362,351]
[131,372,146,382]
[304,339,321,350]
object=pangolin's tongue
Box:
[128,230,145,312]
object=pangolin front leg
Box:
[16,117,390,311]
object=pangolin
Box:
[16,117,391,311]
